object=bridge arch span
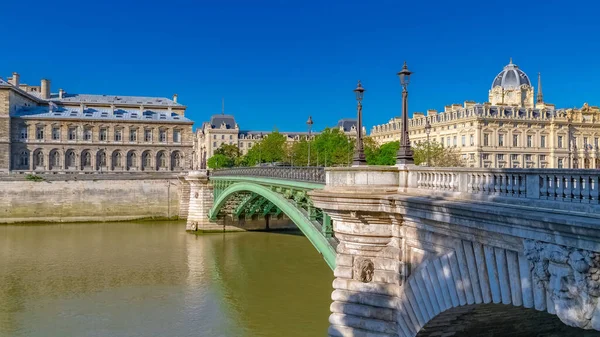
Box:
[399,242,597,337]
[208,181,336,270]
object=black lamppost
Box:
[352,80,366,166]
[396,61,414,165]
[259,132,263,165]
[425,120,431,167]
[307,116,313,166]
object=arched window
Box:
[172,152,182,169]
[20,151,29,167]
[67,151,76,168]
[128,152,137,169]
[143,152,151,169]
[114,152,122,167]
[158,152,167,168]
[51,151,60,169]
[35,150,44,167]
[83,152,91,167]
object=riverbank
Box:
[0,173,189,224]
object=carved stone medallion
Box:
[354,257,374,283]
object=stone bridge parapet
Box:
[310,165,600,337]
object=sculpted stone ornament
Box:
[354,258,374,283]
[194,192,199,199]
[524,239,600,330]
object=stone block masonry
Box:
[0,173,185,223]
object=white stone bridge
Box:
[185,166,600,336]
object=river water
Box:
[0,221,333,337]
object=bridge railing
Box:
[409,167,600,204]
[325,166,600,212]
[210,166,326,184]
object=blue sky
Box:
[2,0,599,132]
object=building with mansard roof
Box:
[0,72,194,173]
[370,60,600,169]
[193,113,364,168]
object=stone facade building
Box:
[370,60,600,169]
[193,114,362,168]
[0,72,194,173]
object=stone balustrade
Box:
[324,166,600,214]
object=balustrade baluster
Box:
[467,173,473,193]
[563,175,571,202]
[581,175,590,204]
[590,174,600,204]
[518,175,526,197]
[539,175,548,200]
[493,174,500,195]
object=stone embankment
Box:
[0,172,189,223]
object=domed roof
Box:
[491,59,531,90]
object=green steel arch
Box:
[209,182,336,270]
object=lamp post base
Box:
[352,151,367,166]
[395,146,414,165]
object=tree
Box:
[207,153,234,169]
[215,144,240,159]
[412,141,465,167]
[363,136,380,164]
[241,131,287,166]
[313,128,354,167]
[290,139,309,166]
[376,141,400,165]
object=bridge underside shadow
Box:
[417,304,600,337]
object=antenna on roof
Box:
[222,97,224,115]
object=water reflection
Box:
[0,222,332,337]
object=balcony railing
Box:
[210,166,325,184]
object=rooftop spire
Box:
[221,97,224,115]
[509,57,513,65]
[537,72,543,103]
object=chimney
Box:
[9,72,20,87]
[40,79,51,99]
[173,94,178,103]
[59,88,64,99]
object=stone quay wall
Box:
[0,172,189,223]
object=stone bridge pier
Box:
[311,166,600,337]
[184,170,223,232]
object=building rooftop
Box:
[337,118,357,132]
[209,114,237,129]
[12,105,192,123]
[49,93,182,107]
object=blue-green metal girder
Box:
[209,181,336,270]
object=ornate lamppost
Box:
[425,120,431,167]
[352,80,366,166]
[307,116,313,166]
[396,61,414,165]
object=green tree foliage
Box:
[207,153,234,169]
[290,139,310,166]
[313,128,354,167]
[373,141,399,165]
[412,141,465,167]
[215,144,240,159]
[364,140,464,167]
[363,136,380,164]
[243,131,288,166]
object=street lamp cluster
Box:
[352,62,414,166]
[302,62,415,168]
